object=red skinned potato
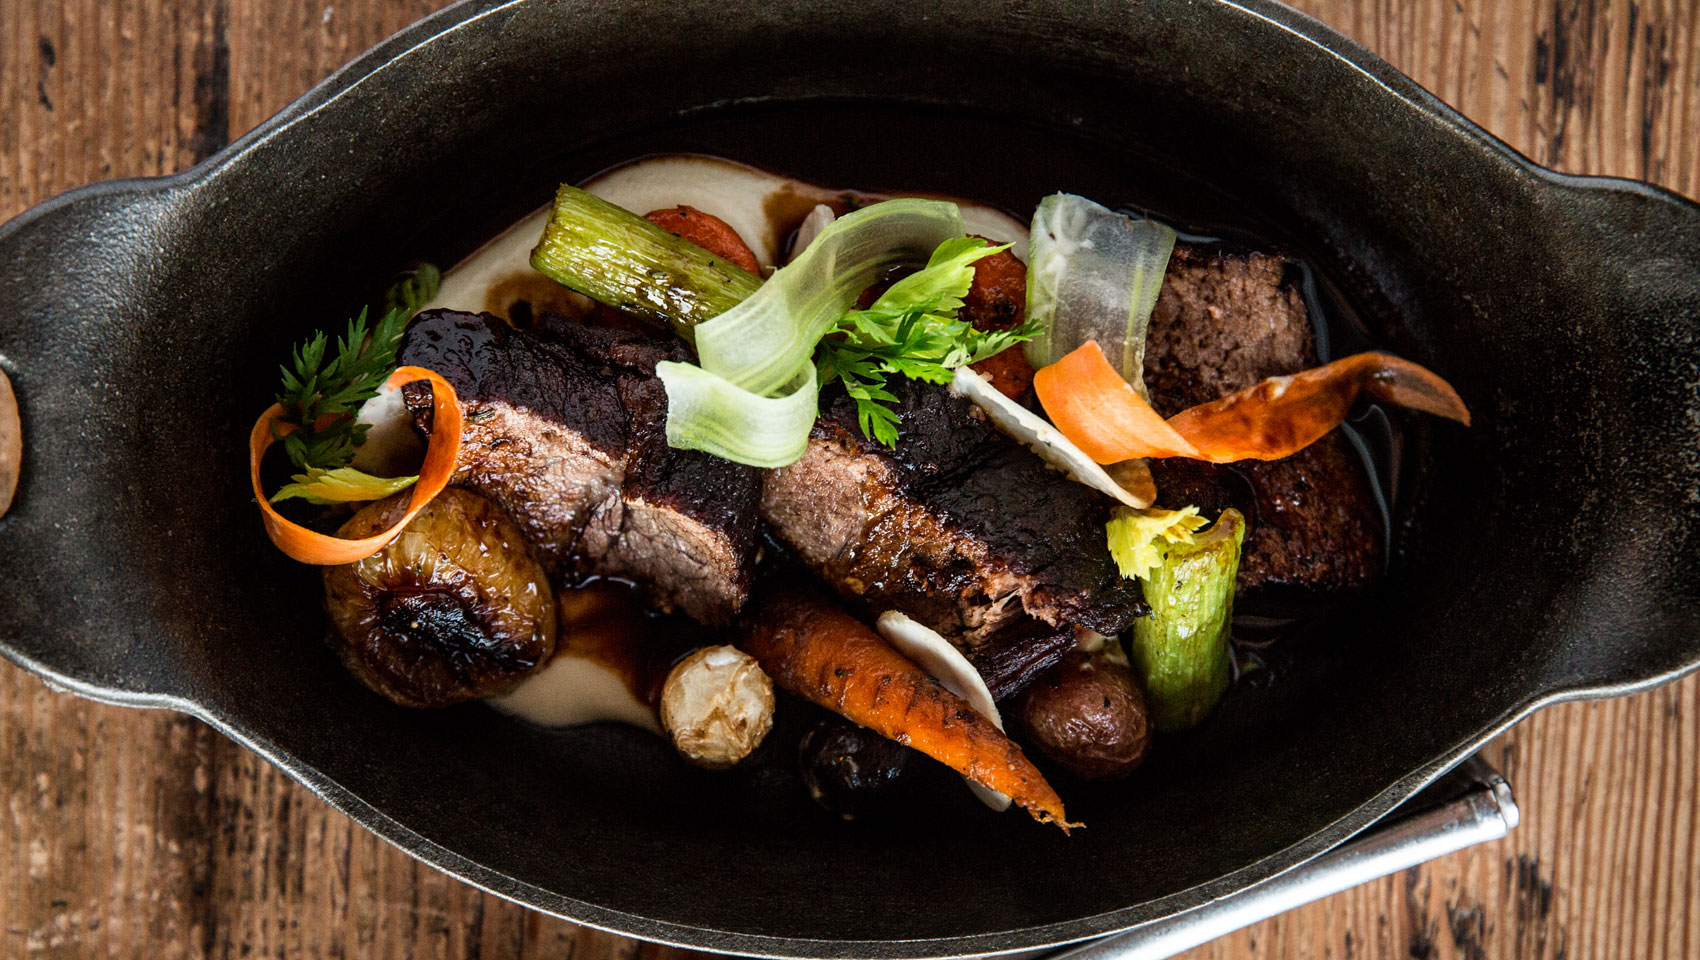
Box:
[1012,647,1152,780]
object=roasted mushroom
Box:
[798,717,914,820]
[323,488,557,707]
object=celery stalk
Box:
[1129,508,1246,732]
[529,185,763,342]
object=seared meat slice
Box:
[588,347,763,620]
[761,377,1145,654]
[1143,244,1382,599]
[1144,245,1318,411]
[1147,443,1381,598]
[397,310,761,624]
[968,617,1077,702]
[398,310,626,572]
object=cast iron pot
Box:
[1,0,1697,955]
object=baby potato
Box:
[1012,648,1151,781]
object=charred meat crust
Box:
[968,617,1077,702]
[1149,438,1381,598]
[397,309,761,624]
[1143,243,1381,598]
[761,376,1146,653]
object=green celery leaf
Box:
[269,467,418,506]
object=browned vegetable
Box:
[961,243,1036,399]
[739,584,1075,829]
[660,645,775,769]
[323,488,556,707]
[643,206,762,274]
[1012,647,1151,781]
[798,716,915,820]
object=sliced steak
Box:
[1143,244,1382,599]
[761,377,1145,654]
[397,309,760,624]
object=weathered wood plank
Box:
[0,2,226,956]
[0,1,1695,958]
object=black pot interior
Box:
[1,0,1697,954]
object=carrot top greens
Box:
[272,306,411,474]
[814,237,1040,446]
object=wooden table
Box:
[2,1,1696,957]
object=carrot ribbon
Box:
[1035,340,1469,465]
[248,366,462,565]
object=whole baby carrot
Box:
[740,584,1075,831]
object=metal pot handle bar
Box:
[1033,756,1518,960]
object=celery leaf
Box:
[816,237,1041,446]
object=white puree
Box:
[418,154,1026,729]
[422,154,1028,317]
[488,653,663,735]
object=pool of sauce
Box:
[489,580,709,732]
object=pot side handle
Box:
[1544,177,1700,697]
[0,178,200,709]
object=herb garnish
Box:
[267,265,441,505]
[814,237,1041,446]
[273,306,411,475]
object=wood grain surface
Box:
[0,1,1695,957]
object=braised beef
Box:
[1144,244,1382,598]
[397,309,761,624]
[969,618,1077,702]
[760,377,1144,654]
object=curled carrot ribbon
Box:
[1035,340,1469,465]
[248,366,462,565]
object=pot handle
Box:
[0,367,17,520]
[0,178,199,709]
[1541,177,1700,697]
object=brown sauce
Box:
[483,272,586,324]
[552,580,712,709]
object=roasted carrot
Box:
[644,206,762,274]
[1165,351,1470,461]
[740,584,1076,830]
[1036,340,1469,464]
[249,366,463,565]
[961,244,1036,399]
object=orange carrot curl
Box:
[1035,340,1469,465]
[248,366,462,565]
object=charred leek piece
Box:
[530,185,763,342]
[1129,508,1245,732]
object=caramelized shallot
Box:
[323,488,556,707]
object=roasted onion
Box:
[323,488,556,707]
